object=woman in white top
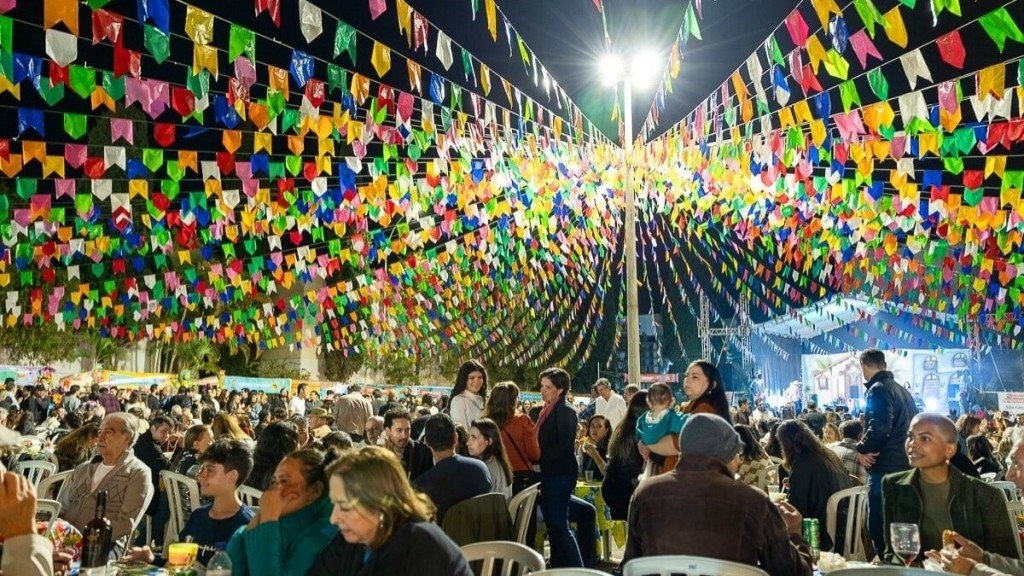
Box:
[448,360,488,430]
[466,418,513,500]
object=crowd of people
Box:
[0,350,1022,576]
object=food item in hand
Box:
[943,530,955,551]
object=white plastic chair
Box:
[981,472,997,483]
[528,565,606,569]
[14,460,57,489]
[35,498,62,535]
[160,470,200,548]
[829,568,932,575]
[992,481,1020,501]
[37,469,72,501]
[826,485,870,561]
[461,541,544,576]
[507,482,540,546]
[622,555,769,576]
[238,484,263,507]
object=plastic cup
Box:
[166,542,199,569]
[585,470,595,483]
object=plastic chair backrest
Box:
[507,483,540,545]
[35,498,62,535]
[828,568,932,575]
[825,485,870,561]
[37,469,73,501]
[14,460,57,488]
[160,470,200,548]
[238,484,263,507]
[1005,500,1024,560]
[528,565,606,569]
[992,481,1019,501]
[622,555,769,576]
[461,540,544,576]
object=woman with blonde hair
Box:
[307,446,472,576]
[212,412,255,448]
[53,423,99,471]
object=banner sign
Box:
[223,376,292,395]
[997,393,1024,415]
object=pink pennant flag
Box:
[54,178,75,198]
[937,80,957,113]
[368,0,386,20]
[0,0,15,14]
[64,143,86,168]
[833,110,865,141]
[848,30,882,69]
[785,10,809,47]
[235,56,257,90]
[110,118,133,144]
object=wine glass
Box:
[890,522,921,567]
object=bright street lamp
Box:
[600,50,656,389]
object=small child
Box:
[636,383,686,476]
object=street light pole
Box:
[622,77,641,388]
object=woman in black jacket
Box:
[602,391,647,520]
[536,367,585,568]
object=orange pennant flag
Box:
[44,0,79,35]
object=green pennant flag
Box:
[327,64,346,94]
[461,47,473,82]
[450,85,463,110]
[963,187,983,206]
[63,113,87,139]
[933,0,961,17]
[87,0,112,7]
[187,70,210,100]
[16,178,36,200]
[440,106,452,130]
[102,71,125,101]
[369,97,386,125]
[898,0,916,6]
[979,7,1024,53]
[0,51,11,79]
[285,155,302,176]
[334,21,357,64]
[767,35,785,66]
[281,108,300,133]
[268,91,287,117]
[228,24,256,62]
[143,149,164,172]
[867,67,888,100]
[684,3,702,40]
[942,156,964,175]
[165,161,184,185]
[38,80,65,105]
[852,0,884,38]
[269,162,284,179]
[69,65,96,99]
[516,34,530,69]
[0,16,12,52]
[839,79,864,111]
[144,24,170,64]
[0,195,7,220]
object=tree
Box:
[0,323,82,366]
[321,346,366,383]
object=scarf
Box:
[535,396,560,436]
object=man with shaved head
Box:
[881,413,1016,566]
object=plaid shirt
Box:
[828,438,867,484]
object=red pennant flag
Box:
[937,30,966,69]
[254,0,281,27]
[305,78,326,108]
[113,44,140,78]
[92,9,123,45]
[154,123,176,147]
[215,152,236,175]
[171,86,195,117]
[593,0,602,11]
[800,64,823,94]
[49,62,69,86]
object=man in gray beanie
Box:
[622,413,815,576]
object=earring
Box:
[379,513,385,525]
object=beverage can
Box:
[802,518,820,561]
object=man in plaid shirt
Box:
[827,419,867,485]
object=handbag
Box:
[503,427,540,494]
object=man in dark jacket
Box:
[856,348,918,559]
[384,408,433,481]
[133,414,175,540]
[624,414,815,575]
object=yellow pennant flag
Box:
[395,0,413,45]
[805,35,827,74]
[370,41,391,78]
[350,73,370,104]
[480,63,491,95]
[44,0,78,35]
[985,155,1007,178]
[184,5,215,45]
[90,87,114,111]
[485,0,498,41]
[193,44,219,78]
[129,179,148,199]
[810,0,841,27]
[882,6,908,48]
[43,155,65,178]
[254,132,273,153]
[407,60,422,93]
[977,62,1006,100]
[0,76,21,100]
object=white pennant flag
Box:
[103,147,126,170]
[298,0,323,43]
[899,49,932,90]
[92,179,112,200]
[436,31,453,70]
[45,29,78,67]
[897,91,928,123]
[746,53,765,101]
